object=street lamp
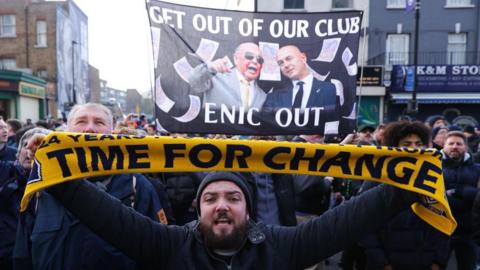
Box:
[72,40,78,105]
[407,0,420,118]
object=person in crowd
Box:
[28,167,418,269]
[188,42,267,110]
[0,127,50,270]
[34,120,49,129]
[426,115,448,129]
[356,124,376,145]
[13,103,165,270]
[53,118,67,131]
[335,140,373,270]
[6,119,22,148]
[245,171,298,226]
[464,125,480,153]
[146,123,157,136]
[432,126,449,151]
[360,121,450,270]
[157,172,204,225]
[372,123,386,146]
[0,120,17,162]
[442,131,480,270]
[291,134,331,224]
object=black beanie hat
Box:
[196,171,253,217]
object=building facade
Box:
[0,70,46,121]
[0,0,89,119]
[368,0,480,124]
[100,86,127,112]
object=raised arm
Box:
[48,179,187,268]
[271,184,415,269]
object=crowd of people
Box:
[1,105,480,269]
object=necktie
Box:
[240,79,250,108]
[293,81,304,108]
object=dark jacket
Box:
[360,182,450,269]
[294,174,331,215]
[0,144,17,162]
[13,174,163,270]
[243,173,297,226]
[471,191,480,244]
[159,172,204,225]
[442,153,480,234]
[467,134,480,153]
[262,78,339,134]
[47,179,414,270]
[0,161,28,268]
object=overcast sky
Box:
[73,0,253,96]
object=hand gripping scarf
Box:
[21,132,457,235]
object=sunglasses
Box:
[244,51,264,65]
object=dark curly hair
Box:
[382,121,431,147]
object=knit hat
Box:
[464,125,475,135]
[427,115,445,127]
[358,124,375,133]
[431,126,447,139]
[448,124,462,132]
[196,172,253,217]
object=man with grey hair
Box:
[14,103,165,270]
[188,42,267,110]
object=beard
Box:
[199,213,247,251]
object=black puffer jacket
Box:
[48,180,415,270]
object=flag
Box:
[148,0,363,135]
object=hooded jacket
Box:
[47,179,415,270]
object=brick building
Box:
[0,0,89,119]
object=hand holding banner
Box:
[22,132,456,235]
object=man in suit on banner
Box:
[188,42,267,110]
[263,45,340,133]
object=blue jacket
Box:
[0,161,27,264]
[13,173,163,270]
[442,153,480,234]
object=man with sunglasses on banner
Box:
[263,45,340,134]
[188,42,267,110]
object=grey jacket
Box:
[188,64,266,110]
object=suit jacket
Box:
[263,77,337,110]
[263,78,340,132]
[188,64,266,110]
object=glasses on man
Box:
[244,51,264,65]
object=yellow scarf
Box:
[21,132,457,235]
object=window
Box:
[284,0,304,9]
[447,33,466,64]
[0,15,16,37]
[37,69,48,79]
[36,20,47,47]
[386,34,409,65]
[387,0,406,8]
[332,0,353,9]
[446,0,472,7]
[0,59,16,70]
